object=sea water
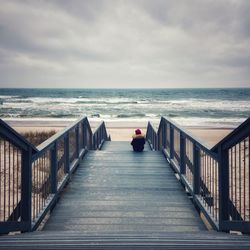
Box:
[0,88,249,128]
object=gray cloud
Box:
[0,0,249,88]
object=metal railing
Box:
[0,116,109,234]
[92,122,110,150]
[212,117,250,233]
[146,116,250,233]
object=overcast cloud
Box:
[0,0,249,88]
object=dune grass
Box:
[21,130,57,146]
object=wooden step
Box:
[43,141,206,233]
[1,232,250,249]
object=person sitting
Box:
[131,129,145,152]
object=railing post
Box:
[163,122,166,149]
[151,129,153,149]
[83,123,87,149]
[165,122,168,148]
[95,130,100,149]
[103,124,107,140]
[21,146,32,232]
[158,128,161,150]
[82,122,85,149]
[76,125,80,157]
[64,134,70,173]
[101,125,104,142]
[155,133,158,151]
[50,142,58,194]
[170,125,174,159]
[90,130,94,150]
[193,144,200,195]
[218,145,229,231]
[180,132,186,175]
[90,129,92,149]
[93,134,96,150]
[104,124,107,140]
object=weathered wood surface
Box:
[43,141,206,233]
[1,141,250,249]
[1,231,250,249]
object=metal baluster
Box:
[12,146,15,221]
[239,142,242,219]
[209,156,212,213]
[51,142,58,194]
[39,158,41,213]
[8,142,11,219]
[64,134,70,173]
[193,144,200,195]
[248,136,250,221]
[234,145,237,220]
[243,139,246,220]
[213,157,215,218]
[17,149,20,220]
[0,139,2,221]
[21,146,32,231]
[36,160,38,220]
[4,140,6,221]
[76,125,79,158]
[170,126,174,159]
[218,145,229,231]
[32,161,35,221]
[180,133,186,175]
[230,148,233,220]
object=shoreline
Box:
[3,117,239,129]
[3,118,234,148]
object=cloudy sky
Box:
[0,0,249,88]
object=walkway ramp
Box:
[44,141,206,234]
[1,141,250,249]
[1,116,250,249]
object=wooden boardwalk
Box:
[2,141,250,249]
[44,141,206,234]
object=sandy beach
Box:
[4,119,233,148]
[108,127,232,147]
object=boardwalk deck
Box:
[1,116,250,249]
[43,141,206,234]
[1,141,250,249]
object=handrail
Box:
[146,122,158,150]
[36,116,91,152]
[211,117,250,152]
[0,119,37,153]
[92,121,110,150]
[0,116,109,234]
[146,116,250,233]
[160,116,212,151]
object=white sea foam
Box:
[1,89,249,128]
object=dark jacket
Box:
[131,135,145,152]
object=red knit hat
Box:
[135,129,141,135]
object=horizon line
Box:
[0,86,250,89]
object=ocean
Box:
[0,88,249,128]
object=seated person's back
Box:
[131,129,145,152]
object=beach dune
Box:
[6,119,233,148]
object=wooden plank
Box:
[1,139,250,248]
[1,231,250,249]
[43,141,206,234]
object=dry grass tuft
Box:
[21,130,57,146]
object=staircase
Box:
[1,141,250,249]
[1,231,250,249]
[43,141,206,234]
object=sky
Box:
[0,0,250,88]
